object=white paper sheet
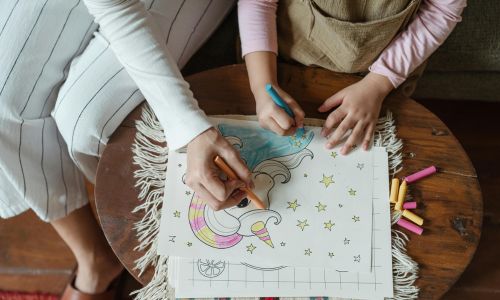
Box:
[169,147,393,299]
[158,118,373,271]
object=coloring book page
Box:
[168,148,392,299]
[158,118,374,271]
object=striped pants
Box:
[0,0,234,221]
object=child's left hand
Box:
[318,72,394,155]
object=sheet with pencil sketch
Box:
[168,148,393,299]
[158,118,374,271]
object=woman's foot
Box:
[74,250,124,294]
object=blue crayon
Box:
[265,84,305,137]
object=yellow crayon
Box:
[395,180,407,211]
[390,178,400,204]
[402,209,424,226]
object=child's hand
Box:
[318,72,394,154]
[254,85,305,136]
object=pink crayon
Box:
[397,218,423,235]
[403,201,417,210]
[404,166,437,184]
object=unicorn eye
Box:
[237,198,249,208]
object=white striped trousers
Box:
[0,0,234,221]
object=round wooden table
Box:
[95,64,482,299]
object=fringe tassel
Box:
[130,105,418,300]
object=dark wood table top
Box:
[95,64,482,299]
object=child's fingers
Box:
[322,108,345,137]
[318,90,344,112]
[362,123,376,150]
[340,121,365,155]
[281,94,305,128]
[326,116,356,149]
[265,117,287,136]
[272,108,295,131]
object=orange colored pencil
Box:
[213,155,266,209]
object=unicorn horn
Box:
[251,221,274,248]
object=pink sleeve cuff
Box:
[368,64,406,88]
[238,0,278,57]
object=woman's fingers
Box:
[326,116,356,149]
[340,121,365,155]
[322,108,346,137]
[318,90,344,112]
[219,147,254,188]
[195,182,247,211]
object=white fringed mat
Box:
[129,104,419,300]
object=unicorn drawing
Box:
[188,123,314,249]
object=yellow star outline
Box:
[173,210,181,218]
[324,220,335,231]
[348,188,357,196]
[246,243,256,254]
[287,199,301,212]
[330,151,338,158]
[315,202,327,212]
[320,174,334,188]
[297,219,309,231]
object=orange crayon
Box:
[214,155,266,209]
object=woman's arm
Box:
[84,0,210,150]
[84,0,253,209]
[369,0,467,87]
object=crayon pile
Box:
[390,166,437,235]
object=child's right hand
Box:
[254,85,305,136]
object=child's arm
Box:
[321,0,467,154]
[238,0,304,135]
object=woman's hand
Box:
[254,85,304,136]
[186,128,253,211]
[318,72,394,154]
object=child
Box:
[238,0,466,155]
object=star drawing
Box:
[287,199,301,211]
[324,220,335,231]
[315,202,327,212]
[246,244,256,254]
[297,219,309,231]
[320,174,334,188]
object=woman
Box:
[0,0,251,298]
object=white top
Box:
[84,0,212,149]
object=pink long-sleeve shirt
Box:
[238,0,466,88]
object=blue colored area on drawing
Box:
[218,123,314,170]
